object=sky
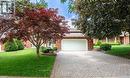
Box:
[46,0,75,19]
[46,0,76,28]
[31,0,76,20]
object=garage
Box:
[61,39,88,51]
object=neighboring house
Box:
[93,32,130,45]
[0,0,15,18]
[119,36,129,44]
[119,32,129,44]
[0,0,15,52]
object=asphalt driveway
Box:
[51,51,130,78]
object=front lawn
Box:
[0,49,56,77]
[107,45,130,59]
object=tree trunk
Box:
[36,46,40,57]
[124,34,127,45]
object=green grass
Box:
[107,45,130,59]
[94,46,100,49]
[0,49,56,77]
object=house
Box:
[119,32,129,44]
[22,29,94,51]
[93,32,130,45]
[0,0,15,17]
[55,29,93,51]
[0,29,93,52]
[1,29,129,52]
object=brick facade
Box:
[94,36,130,45]
[56,39,61,50]
[23,41,32,48]
[120,36,129,44]
[56,37,93,51]
[88,38,94,50]
[0,38,94,51]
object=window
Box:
[0,0,14,16]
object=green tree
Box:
[74,0,122,39]
[15,0,47,16]
[114,0,130,43]
[63,0,130,41]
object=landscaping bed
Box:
[42,53,57,56]
[0,49,56,77]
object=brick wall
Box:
[94,36,130,44]
[122,36,129,44]
[56,39,61,50]
[88,38,93,51]
[23,41,32,48]
[56,38,93,51]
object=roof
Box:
[120,32,129,37]
[64,33,85,37]
[63,28,87,38]
[68,28,82,33]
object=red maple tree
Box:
[12,8,69,57]
[0,7,69,57]
[0,19,15,38]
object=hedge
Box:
[4,39,24,52]
[15,39,24,50]
[4,40,18,52]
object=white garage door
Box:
[61,39,88,51]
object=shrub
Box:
[46,47,54,53]
[40,47,51,53]
[4,40,18,52]
[40,46,47,53]
[53,47,58,51]
[15,39,24,50]
[100,44,112,51]
[40,47,56,53]
[95,40,102,46]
